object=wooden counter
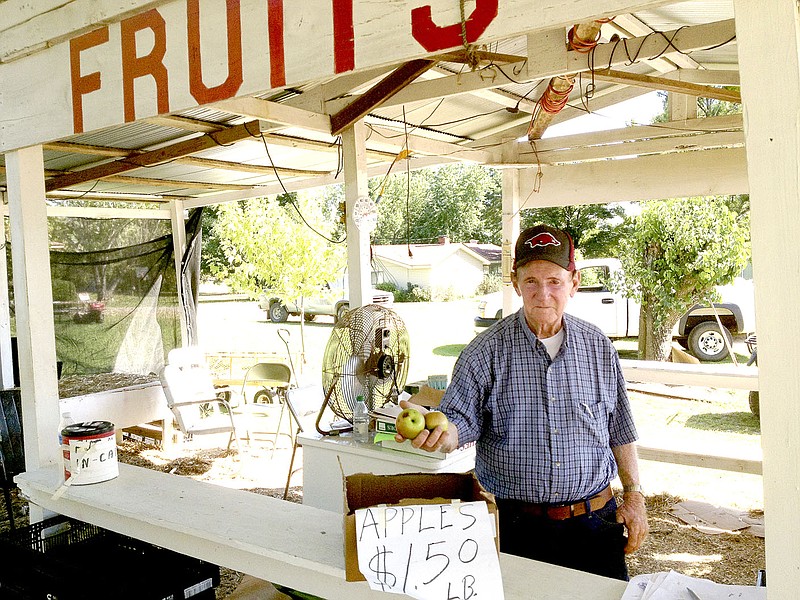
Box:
[15,464,627,600]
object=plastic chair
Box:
[160,347,242,452]
[282,385,324,499]
[240,362,292,404]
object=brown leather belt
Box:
[501,485,613,521]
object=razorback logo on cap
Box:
[525,232,561,249]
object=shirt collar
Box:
[516,309,572,348]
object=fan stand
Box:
[315,382,353,436]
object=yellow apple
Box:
[425,411,449,431]
[395,408,425,440]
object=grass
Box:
[432,344,466,357]
[685,411,761,435]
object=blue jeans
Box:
[497,497,629,581]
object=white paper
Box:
[622,570,767,600]
[355,501,503,600]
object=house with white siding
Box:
[373,237,501,299]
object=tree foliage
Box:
[521,204,628,258]
[371,164,501,244]
[211,193,345,301]
[615,197,749,360]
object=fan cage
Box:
[321,304,410,422]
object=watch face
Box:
[353,197,378,232]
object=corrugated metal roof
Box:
[0,1,742,204]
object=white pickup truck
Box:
[474,258,755,361]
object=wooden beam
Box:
[637,446,762,475]
[526,114,743,154]
[143,115,227,133]
[101,175,257,191]
[516,147,748,207]
[179,156,330,177]
[365,124,493,163]
[44,141,129,158]
[263,133,397,160]
[358,20,735,113]
[44,122,261,191]
[45,139,330,177]
[330,59,436,136]
[211,98,331,133]
[517,130,744,164]
[591,69,741,103]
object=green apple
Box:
[395,408,425,440]
[425,411,449,432]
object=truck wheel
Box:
[269,302,289,323]
[687,321,732,362]
[749,391,760,419]
[335,304,349,324]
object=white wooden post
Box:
[0,192,15,389]
[734,0,800,594]
[668,91,696,121]
[501,141,522,317]
[5,146,60,471]
[169,198,189,348]
[341,120,370,310]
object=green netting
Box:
[9,208,202,377]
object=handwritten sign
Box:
[355,501,503,600]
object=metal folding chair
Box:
[240,362,292,404]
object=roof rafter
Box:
[330,58,437,135]
[44,122,263,191]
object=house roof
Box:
[464,243,502,264]
[373,242,494,269]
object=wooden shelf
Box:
[15,464,626,600]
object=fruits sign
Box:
[355,501,503,600]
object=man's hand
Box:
[616,491,648,553]
[394,400,458,453]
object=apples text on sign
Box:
[355,501,504,600]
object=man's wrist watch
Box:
[623,483,644,495]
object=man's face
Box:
[512,260,580,333]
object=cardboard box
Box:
[343,472,499,582]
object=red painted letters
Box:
[121,9,170,123]
[267,0,286,87]
[411,0,498,51]
[332,0,355,73]
[188,0,243,104]
[70,27,109,134]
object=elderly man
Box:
[397,224,647,580]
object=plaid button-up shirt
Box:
[441,311,638,504]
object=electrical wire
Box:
[259,133,345,244]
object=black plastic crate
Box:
[0,515,219,600]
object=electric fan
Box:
[316,304,410,435]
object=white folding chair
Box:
[160,347,243,452]
[282,385,324,499]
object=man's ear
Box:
[511,270,521,296]
[569,269,581,297]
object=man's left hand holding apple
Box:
[394,400,459,453]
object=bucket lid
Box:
[62,420,114,437]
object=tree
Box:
[371,164,501,244]
[521,204,628,258]
[211,192,346,357]
[615,197,749,361]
